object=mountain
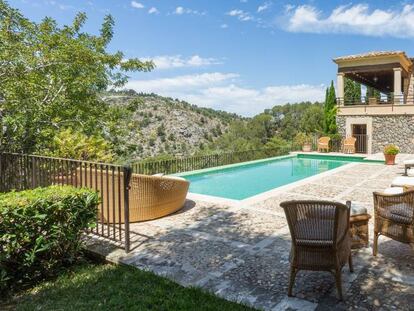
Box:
[103,90,244,160]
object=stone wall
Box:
[336,115,414,154]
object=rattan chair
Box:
[77,168,189,223]
[280,200,353,301]
[317,137,330,153]
[373,190,414,256]
[343,137,356,154]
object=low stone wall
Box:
[337,115,414,154]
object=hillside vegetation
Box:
[103,91,243,161]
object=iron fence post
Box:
[123,165,132,252]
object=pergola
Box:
[333,51,413,105]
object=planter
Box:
[384,154,396,165]
[302,143,312,152]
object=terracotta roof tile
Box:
[334,51,411,63]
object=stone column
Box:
[337,73,345,105]
[393,68,402,104]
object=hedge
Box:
[0,186,99,293]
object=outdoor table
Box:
[346,201,371,249]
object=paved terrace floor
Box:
[87,153,414,311]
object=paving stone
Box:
[342,267,414,311]
[250,192,317,214]
[203,240,291,310]
[123,232,248,286]
[192,209,287,245]
[137,199,230,230]
[291,183,346,198]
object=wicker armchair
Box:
[317,136,330,153]
[280,200,353,301]
[343,137,356,154]
[373,190,414,256]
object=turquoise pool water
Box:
[181,154,381,200]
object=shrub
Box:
[0,186,99,293]
[384,144,400,155]
[293,132,312,147]
[42,128,113,162]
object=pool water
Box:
[180,154,380,200]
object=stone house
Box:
[334,51,414,154]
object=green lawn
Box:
[3,263,254,311]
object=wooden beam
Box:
[338,62,408,77]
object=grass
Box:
[2,262,254,311]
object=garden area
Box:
[0,185,251,310]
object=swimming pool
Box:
[178,154,382,200]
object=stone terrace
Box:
[87,154,414,311]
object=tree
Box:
[0,1,154,154]
[324,81,337,134]
[344,78,361,103]
[299,104,324,134]
[366,86,381,100]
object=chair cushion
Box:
[379,203,413,224]
[391,177,414,187]
[407,169,414,177]
[350,204,367,216]
[152,173,164,177]
[383,187,404,195]
[295,219,334,247]
[164,176,187,181]
[404,159,414,165]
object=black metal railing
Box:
[0,153,132,252]
[353,134,368,153]
[131,147,293,175]
[337,94,414,106]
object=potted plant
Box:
[383,144,399,165]
[294,132,313,152]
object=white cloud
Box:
[257,2,271,13]
[220,24,229,29]
[131,1,144,9]
[144,55,222,70]
[148,7,159,14]
[173,6,205,16]
[45,0,73,10]
[125,73,325,116]
[227,9,254,21]
[175,6,184,15]
[126,73,239,93]
[285,4,414,38]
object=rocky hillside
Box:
[103,91,243,160]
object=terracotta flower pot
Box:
[302,143,312,152]
[384,154,396,165]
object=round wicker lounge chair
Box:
[280,200,353,301]
[76,168,189,223]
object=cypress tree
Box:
[323,81,337,134]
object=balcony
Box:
[337,94,414,116]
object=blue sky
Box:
[9,0,414,116]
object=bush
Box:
[293,132,312,148]
[0,186,99,293]
[384,144,400,155]
[42,128,113,162]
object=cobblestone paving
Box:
[87,154,414,311]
